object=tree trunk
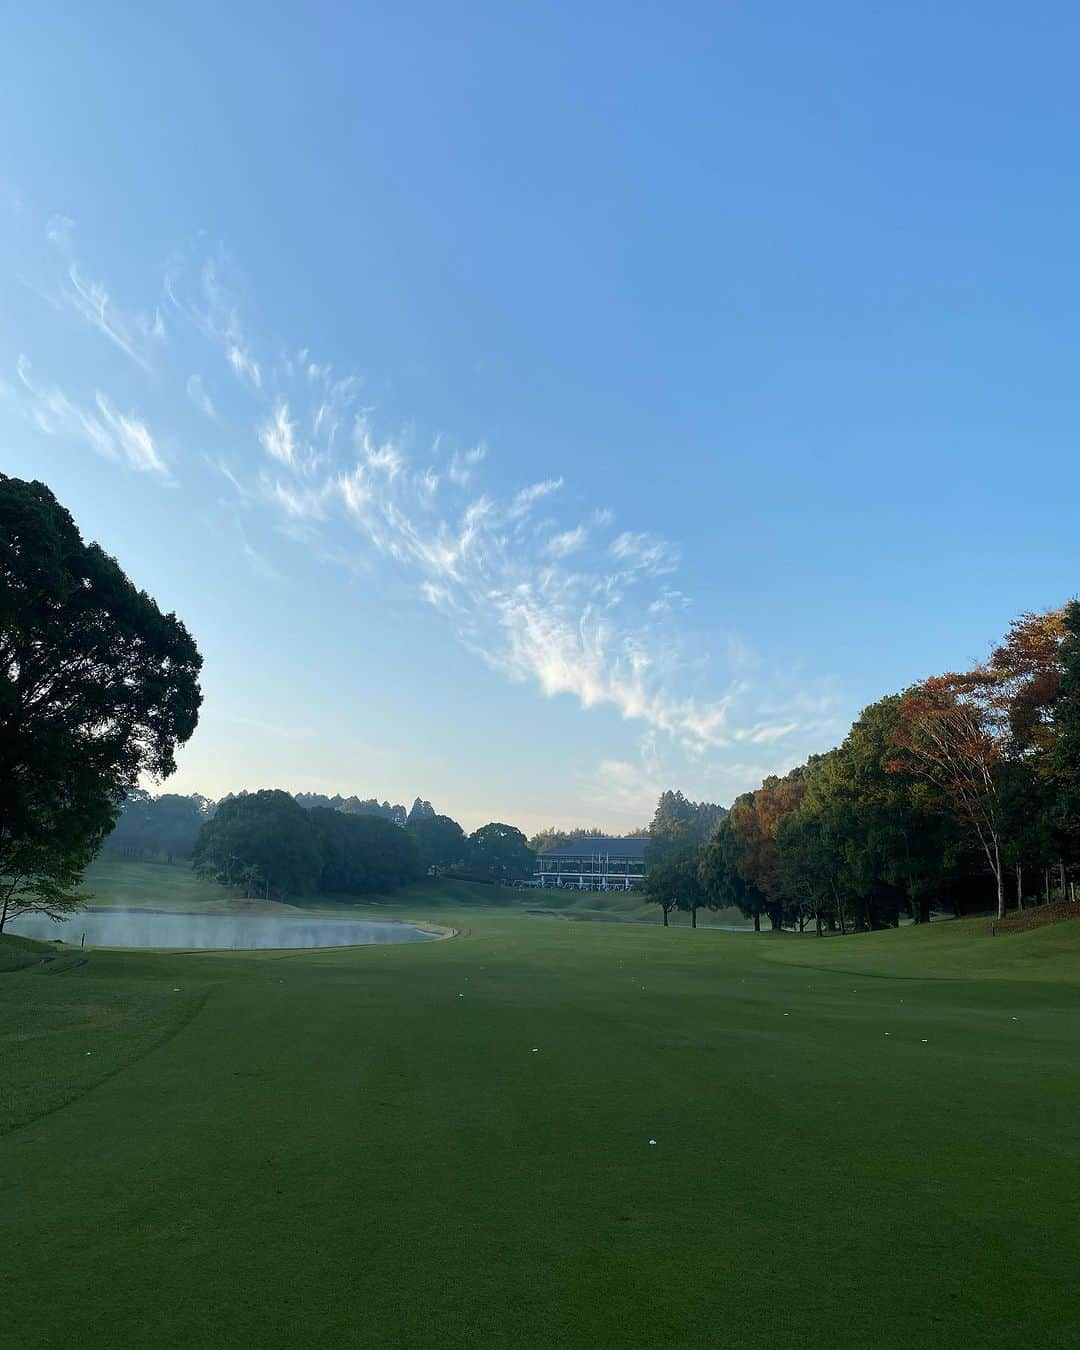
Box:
[1045,869,1051,905]
[815,909,822,937]
[1059,861,1066,902]
[691,906,697,929]
[0,892,8,934]
[662,906,669,927]
[753,912,760,932]
[1016,864,1024,912]
[994,840,1006,921]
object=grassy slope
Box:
[82,857,749,927]
[3,873,1079,1349]
[82,857,294,913]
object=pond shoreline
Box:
[7,908,447,951]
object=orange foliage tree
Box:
[892,674,1009,918]
[725,774,807,929]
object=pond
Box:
[7,909,439,950]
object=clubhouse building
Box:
[534,836,648,891]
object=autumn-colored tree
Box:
[892,675,1010,919]
[986,607,1068,756]
[699,811,768,931]
[711,777,806,930]
[1051,601,1080,863]
[928,607,1072,908]
[987,606,1075,901]
[667,605,1080,934]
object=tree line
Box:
[103,791,448,864]
[653,604,1080,932]
[293,794,414,827]
[527,825,650,853]
[104,791,215,862]
[192,789,536,900]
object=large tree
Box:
[645,832,706,926]
[193,790,321,898]
[650,790,726,841]
[0,476,202,931]
[892,676,1012,919]
[309,807,422,894]
[0,807,105,933]
[406,813,466,873]
[467,823,534,883]
[406,797,436,824]
[699,813,768,931]
[644,790,727,927]
[1051,601,1080,867]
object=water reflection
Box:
[8,910,437,950]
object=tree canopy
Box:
[294,793,408,826]
[643,790,726,925]
[104,790,214,862]
[528,825,626,853]
[0,475,202,931]
[466,823,534,883]
[406,813,466,873]
[193,790,422,899]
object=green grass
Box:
[83,856,749,926]
[0,930,54,973]
[3,868,1080,1348]
[81,856,292,912]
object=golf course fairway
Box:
[3,904,1079,1349]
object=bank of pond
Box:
[6,910,439,950]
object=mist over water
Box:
[8,910,437,949]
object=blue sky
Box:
[3,3,1080,833]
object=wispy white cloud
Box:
[186,374,217,419]
[584,757,664,817]
[509,477,563,518]
[545,524,587,557]
[15,356,167,476]
[227,344,262,388]
[46,214,75,249]
[19,235,839,775]
[206,454,247,498]
[93,395,165,474]
[448,444,486,486]
[60,265,165,372]
[609,530,678,575]
[648,587,691,616]
[259,401,297,465]
[216,343,810,755]
[733,721,801,745]
[37,219,165,372]
[166,256,262,389]
[266,476,334,520]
